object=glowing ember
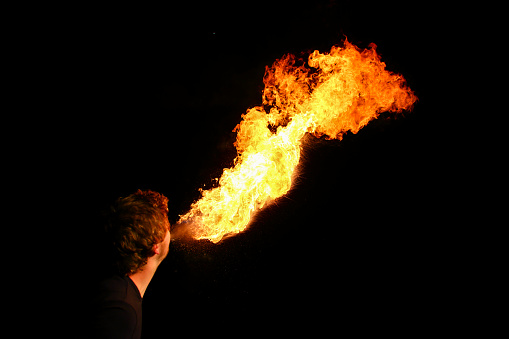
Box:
[178,40,417,243]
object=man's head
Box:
[105,189,170,276]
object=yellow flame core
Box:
[179,41,417,243]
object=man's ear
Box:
[153,243,160,255]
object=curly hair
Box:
[105,189,169,276]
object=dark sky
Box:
[58,1,446,336]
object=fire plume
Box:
[178,40,417,243]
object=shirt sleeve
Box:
[90,301,138,339]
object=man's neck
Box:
[128,259,159,298]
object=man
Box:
[87,189,171,339]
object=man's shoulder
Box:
[96,275,130,300]
[94,275,142,310]
[98,275,128,289]
[89,276,140,338]
[77,275,141,339]
[90,299,138,339]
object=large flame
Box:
[179,40,417,243]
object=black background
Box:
[48,1,458,336]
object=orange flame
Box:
[179,40,417,243]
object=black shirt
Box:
[88,275,143,339]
